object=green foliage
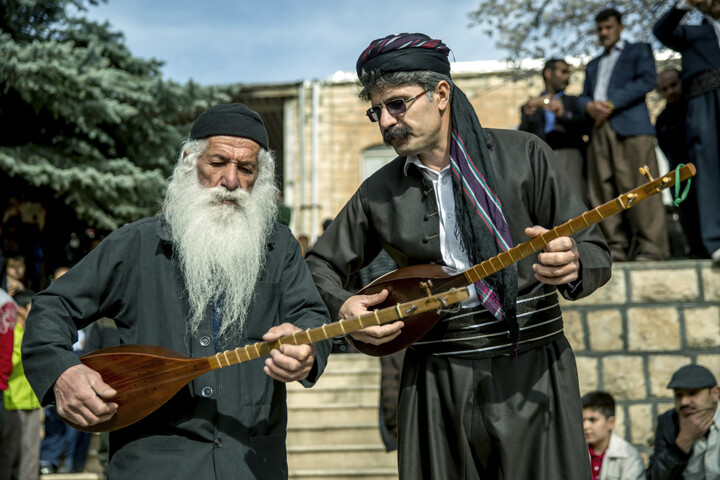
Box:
[468,0,694,63]
[0,0,229,229]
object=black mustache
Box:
[383,125,412,145]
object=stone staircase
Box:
[287,352,398,480]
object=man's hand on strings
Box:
[263,323,317,383]
[525,226,580,285]
[339,289,404,345]
[54,364,118,427]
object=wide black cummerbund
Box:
[410,284,564,358]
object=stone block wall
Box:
[562,260,720,458]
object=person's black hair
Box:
[595,8,622,24]
[658,67,681,78]
[12,289,35,309]
[543,58,568,77]
[581,390,616,419]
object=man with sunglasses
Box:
[306,33,611,479]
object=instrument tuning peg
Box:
[639,165,654,182]
[420,280,434,297]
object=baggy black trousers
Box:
[397,336,591,480]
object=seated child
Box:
[582,390,646,480]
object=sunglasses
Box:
[365,89,429,122]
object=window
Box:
[361,145,397,181]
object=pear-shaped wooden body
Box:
[70,345,212,433]
[354,264,464,356]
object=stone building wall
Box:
[562,260,720,459]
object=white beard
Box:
[163,153,278,342]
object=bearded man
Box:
[21,103,331,480]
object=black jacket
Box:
[654,7,720,83]
[519,94,588,151]
[647,409,693,480]
[22,215,331,480]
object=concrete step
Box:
[288,444,397,470]
[288,423,382,445]
[288,403,378,424]
[289,468,398,480]
[287,385,379,406]
[288,369,380,389]
[40,475,102,480]
[325,353,381,371]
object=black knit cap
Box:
[189,103,269,150]
[667,365,718,389]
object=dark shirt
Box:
[589,445,606,480]
[654,7,720,83]
[519,93,588,151]
[656,100,690,169]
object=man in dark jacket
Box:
[307,32,611,479]
[654,0,720,265]
[21,104,331,480]
[579,8,669,262]
[520,58,588,203]
[647,364,720,479]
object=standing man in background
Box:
[520,58,588,203]
[654,0,720,265]
[580,8,669,262]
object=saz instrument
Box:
[352,164,697,356]
[72,288,469,433]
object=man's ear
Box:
[435,80,451,111]
[711,386,720,402]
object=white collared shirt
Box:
[683,405,720,479]
[594,39,626,102]
[404,156,479,307]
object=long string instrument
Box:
[71,288,469,433]
[352,163,697,356]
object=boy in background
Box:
[583,391,646,480]
[4,255,25,296]
[0,289,40,480]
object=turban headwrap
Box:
[357,33,520,350]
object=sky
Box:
[84,0,505,86]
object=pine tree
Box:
[0,0,229,230]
